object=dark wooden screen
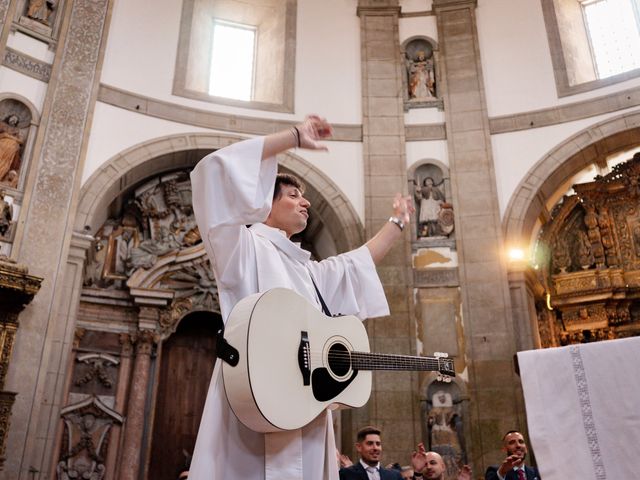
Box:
[147,312,219,479]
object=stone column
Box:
[3,1,114,478]
[432,0,523,469]
[356,0,417,462]
[118,328,155,480]
[507,263,542,352]
[104,334,134,480]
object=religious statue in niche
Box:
[413,168,454,238]
[0,115,25,187]
[0,190,12,238]
[408,51,435,100]
[425,387,466,480]
[26,0,57,25]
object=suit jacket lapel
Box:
[355,463,369,480]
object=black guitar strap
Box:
[308,271,333,317]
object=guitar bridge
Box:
[298,331,311,386]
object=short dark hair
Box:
[356,426,381,443]
[273,173,304,200]
[502,430,522,442]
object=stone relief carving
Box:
[535,153,640,345]
[74,353,119,390]
[3,48,53,83]
[85,171,201,289]
[57,396,122,480]
[423,382,466,480]
[413,164,454,239]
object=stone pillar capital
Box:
[133,330,157,356]
[119,333,134,358]
[357,0,400,16]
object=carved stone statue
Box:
[427,390,464,480]
[415,177,446,237]
[408,51,435,100]
[0,115,24,186]
[26,0,57,25]
[0,191,12,237]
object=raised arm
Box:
[365,193,414,265]
[261,115,333,160]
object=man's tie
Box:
[366,466,381,480]
[517,468,526,480]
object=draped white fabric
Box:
[518,337,640,479]
[189,137,389,480]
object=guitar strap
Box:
[308,271,333,317]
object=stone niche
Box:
[402,36,443,111]
[534,153,640,347]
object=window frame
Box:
[173,0,297,113]
[541,0,640,97]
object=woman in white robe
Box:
[189,116,412,480]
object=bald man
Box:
[411,443,471,480]
[485,431,540,480]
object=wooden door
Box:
[147,312,219,479]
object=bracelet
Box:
[388,216,404,231]
[291,126,301,148]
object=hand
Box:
[457,465,472,480]
[410,442,428,473]
[498,454,524,476]
[296,115,333,150]
[338,453,352,468]
[392,193,415,224]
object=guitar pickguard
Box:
[311,368,358,402]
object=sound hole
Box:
[327,343,351,376]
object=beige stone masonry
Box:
[433,0,522,471]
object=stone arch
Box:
[502,110,640,248]
[76,132,364,252]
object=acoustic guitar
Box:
[221,288,455,433]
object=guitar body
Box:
[222,288,372,433]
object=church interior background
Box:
[1,0,640,478]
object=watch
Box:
[388,216,405,231]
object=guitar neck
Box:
[350,352,447,372]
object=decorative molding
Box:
[97,84,362,141]
[0,0,10,24]
[490,85,640,134]
[2,47,52,82]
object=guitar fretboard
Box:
[341,351,449,372]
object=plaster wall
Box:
[6,31,55,63]
[0,65,47,112]
[406,139,448,169]
[83,103,366,221]
[493,105,640,217]
[476,0,640,116]
[100,0,361,122]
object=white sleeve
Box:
[190,137,278,286]
[308,245,389,320]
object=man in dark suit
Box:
[339,426,402,480]
[485,431,541,480]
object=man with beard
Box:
[339,426,402,480]
[410,444,471,480]
[484,431,541,480]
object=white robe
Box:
[189,137,389,480]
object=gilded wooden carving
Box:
[535,153,640,346]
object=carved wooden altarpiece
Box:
[535,153,640,347]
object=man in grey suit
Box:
[484,431,541,480]
[339,426,402,480]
